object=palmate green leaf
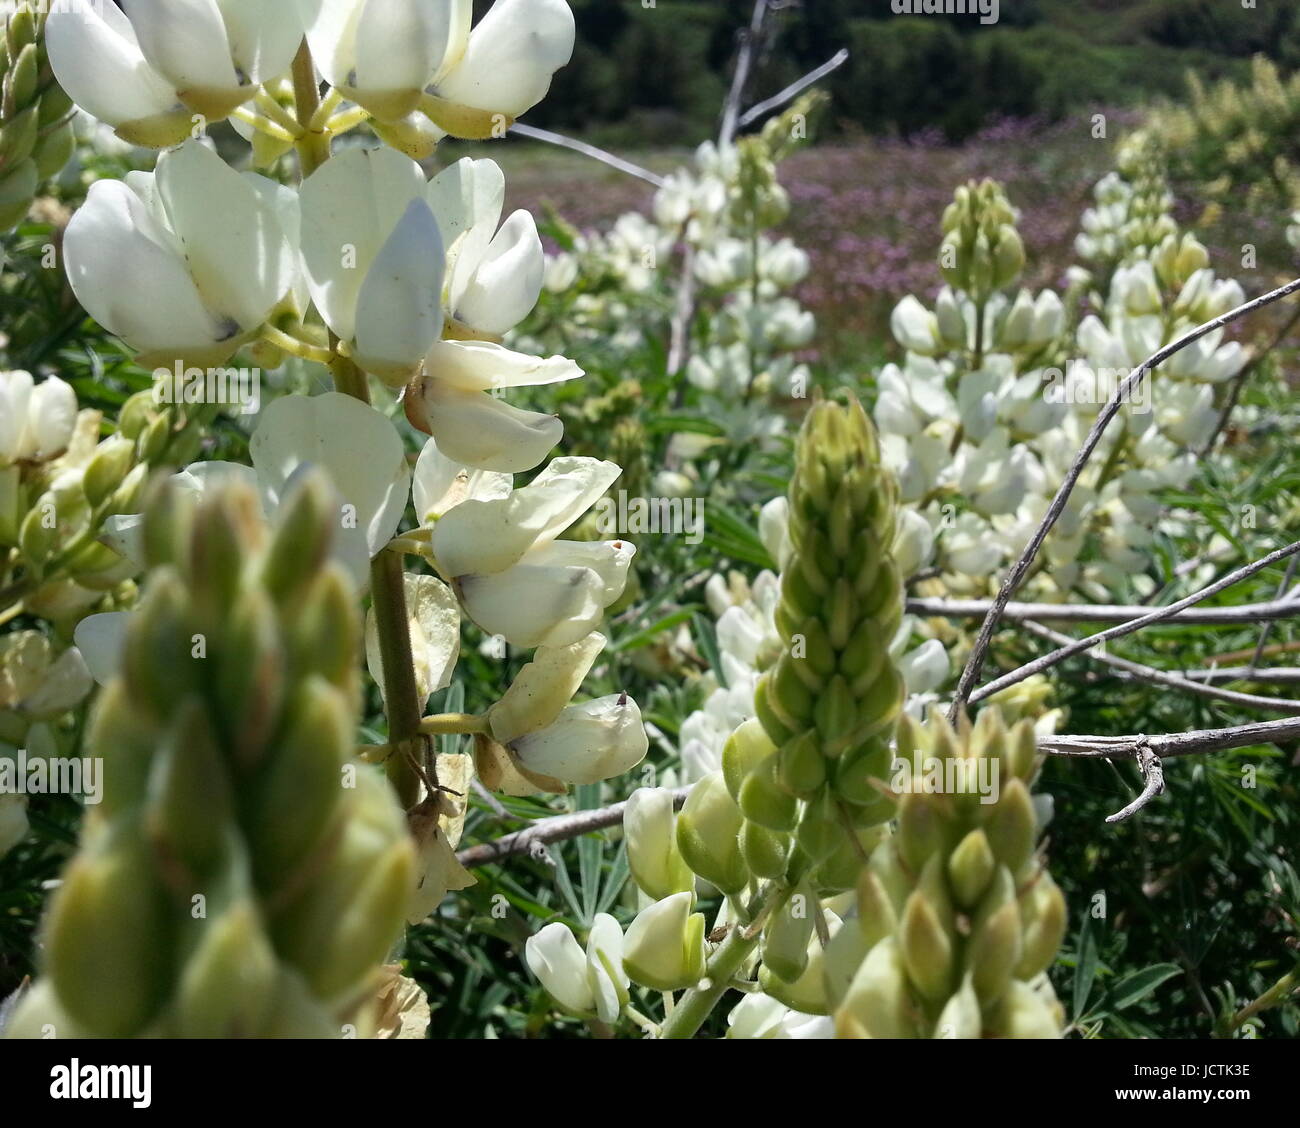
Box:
[1109,963,1182,1009]
[643,414,728,438]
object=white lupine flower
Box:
[123,0,304,117]
[0,632,93,720]
[46,4,191,147]
[63,141,295,368]
[892,508,935,578]
[525,913,628,1024]
[405,339,578,473]
[510,693,648,784]
[896,638,950,697]
[429,158,544,336]
[488,631,606,745]
[624,787,693,902]
[411,436,512,524]
[298,146,445,384]
[0,373,77,465]
[427,0,575,122]
[890,295,941,355]
[299,0,470,121]
[622,891,706,992]
[429,456,632,647]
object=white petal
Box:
[298,146,429,343]
[297,0,363,89]
[409,380,561,474]
[434,0,575,116]
[27,377,78,459]
[366,574,460,709]
[250,393,411,589]
[426,157,505,261]
[412,436,512,523]
[123,0,241,94]
[217,0,308,82]
[452,209,544,334]
[64,179,228,355]
[73,612,134,686]
[525,922,595,1015]
[0,370,34,461]
[511,693,648,785]
[526,539,634,606]
[155,141,294,330]
[424,339,582,394]
[489,631,606,744]
[46,5,181,128]
[355,0,455,107]
[430,456,621,578]
[353,198,445,376]
[457,564,604,649]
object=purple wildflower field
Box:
[495,111,1297,368]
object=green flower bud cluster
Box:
[829,708,1068,1039]
[5,473,415,1038]
[1079,135,1178,271]
[718,395,905,909]
[4,392,219,604]
[0,3,74,232]
[939,179,1026,299]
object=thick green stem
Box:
[371,549,426,808]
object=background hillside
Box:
[527,0,1300,143]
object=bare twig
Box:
[1021,620,1300,715]
[907,594,1300,626]
[1179,666,1300,684]
[1105,741,1165,824]
[971,537,1300,705]
[736,47,849,128]
[1040,714,1300,759]
[948,275,1300,722]
[719,0,771,147]
[456,787,691,869]
[507,122,666,187]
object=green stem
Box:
[371,549,425,808]
[659,884,778,1039]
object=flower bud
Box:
[622,892,706,992]
[625,787,693,901]
[676,772,748,894]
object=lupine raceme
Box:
[6,472,415,1037]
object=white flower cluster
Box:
[521,115,817,469]
[21,2,653,896]
[877,168,1251,604]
